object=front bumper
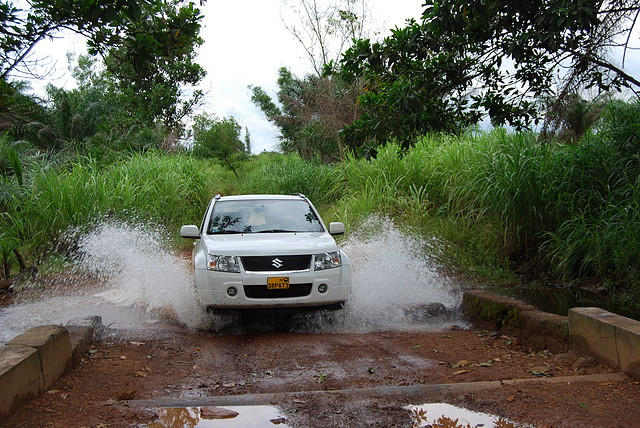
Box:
[193,265,351,310]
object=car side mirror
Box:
[180,225,200,239]
[329,222,345,235]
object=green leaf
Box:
[314,373,328,383]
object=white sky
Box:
[27,1,640,153]
[193,0,425,153]
[30,0,424,154]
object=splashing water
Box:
[0,221,208,344]
[0,216,466,343]
[300,216,466,332]
[75,221,208,328]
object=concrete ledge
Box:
[0,345,42,417]
[462,290,568,352]
[6,325,72,388]
[569,307,640,381]
[0,318,101,421]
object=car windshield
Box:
[207,199,324,234]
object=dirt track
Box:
[4,315,640,427]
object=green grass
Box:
[2,100,640,313]
[0,152,228,274]
[238,153,342,208]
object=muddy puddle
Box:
[148,405,290,427]
[147,403,529,428]
[0,217,467,343]
[407,403,531,428]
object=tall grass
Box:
[0,152,226,272]
[335,108,640,294]
[337,131,547,276]
[3,100,640,302]
[238,154,342,207]
[542,100,640,283]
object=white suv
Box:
[180,194,351,313]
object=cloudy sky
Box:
[31,0,424,153]
[194,0,424,153]
[30,1,639,153]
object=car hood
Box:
[200,232,338,256]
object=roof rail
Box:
[294,193,306,199]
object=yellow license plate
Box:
[267,277,290,290]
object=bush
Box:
[238,154,341,207]
[0,152,225,274]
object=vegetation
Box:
[2,99,640,314]
[0,151,229,277]
[250,67,358,161]
[1,0,640,318]
[336,0,640,149]
[192,114,246,177]
[1,1,206,154]
[237,100,640,312]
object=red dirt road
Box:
[4,319,640,427]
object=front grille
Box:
[241,255,311,272]
[244,283,313,298]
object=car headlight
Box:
[207,255,240,273]
[314,251,342,270]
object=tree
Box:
[543,94,606,143]
[339,24,482,149]
[338,0,640,147]
[192,114,244,177]
[0,0,152,81]
[250,67,360,161]
[0,79,47,138]
[96,1,206,139]
[280,0,373,76]
[244,126,252,155]
[0,1,206,149]
[248,0,378,160]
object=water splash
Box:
[75,221,207,329]
[0,216,465,343]
[297,216,466,332]
[0,220,208,343]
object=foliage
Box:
[192,114,245,177]
[280,0,373,76]
[326,100,640,295]
[0,152,225,278]
[339,27,481,149]
[250,67,359,161]
[238,153,341,208]
[97,1,206,135]
[0,0,152,80]
[0,1,206,152]
[542,94,606,143]
[252,0,377,161]
[542,100,640,280]
[3,95,640,307]
[337,0,640,148]
[0,80,47,139]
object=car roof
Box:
[214,194,307,202]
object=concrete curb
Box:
[463,290,640,380]
[128,372,629,408]
[0,316,102,421]
[569,307,640,381]
[462,289,569,353]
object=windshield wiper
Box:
[258,229,297,233]
[210,230,245,234]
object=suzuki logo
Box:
[272,258,284,269]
